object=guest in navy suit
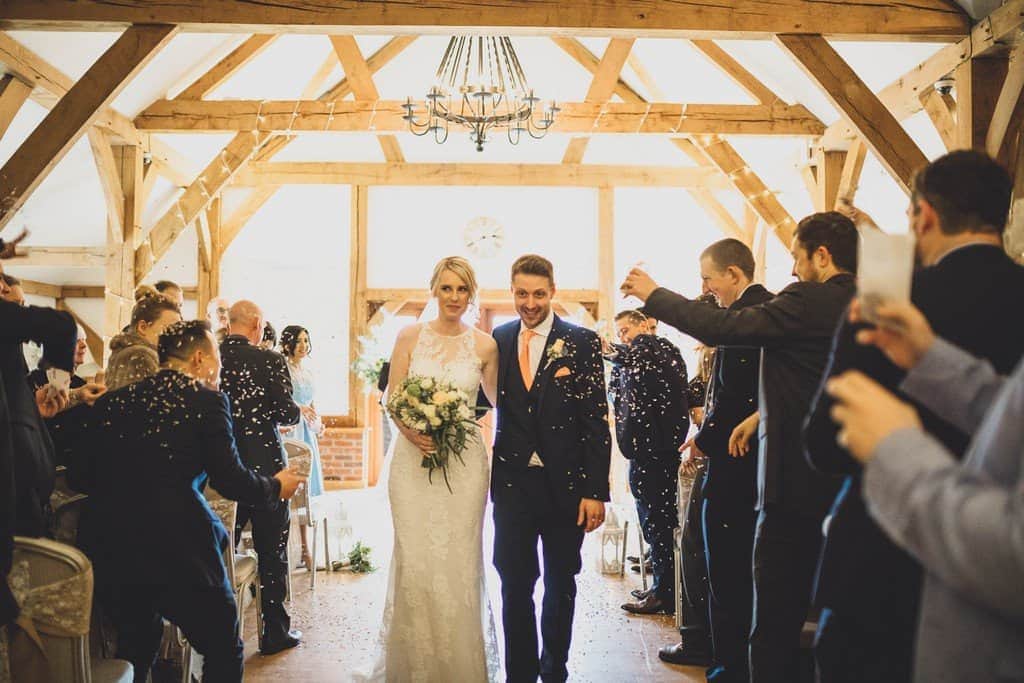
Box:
[67,320,304,683]
[491,254,611,683]
[609,309,689,616]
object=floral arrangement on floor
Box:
[332,541,376,573]
[386,375,478,492]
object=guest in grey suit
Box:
[826,299,1024,683]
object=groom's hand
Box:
[577,498,605,533]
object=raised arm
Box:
[202,391,284,506]
[0,299,76,370]
[643,285,812,349]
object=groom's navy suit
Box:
[492,314,611,683]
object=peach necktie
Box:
[519,329,537,390]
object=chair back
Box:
[283,440,312,518]
[50,466,88,547]
[203,490,238,588]
[10,536,95,683]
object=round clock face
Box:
[463,216,505,259]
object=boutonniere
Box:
[544,338,568,368]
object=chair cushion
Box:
[91,657,134,683]
[233,555,258,587]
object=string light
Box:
[591,103,607,132]
[368,99,379,132]
[635,103,651,134]
[672,104,688,134]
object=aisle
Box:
[241,488,702,683]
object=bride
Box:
[357,256,501,682]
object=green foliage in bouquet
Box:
[386,374,480,493]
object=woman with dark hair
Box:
[280,325,325,568]
[105,290,181,390]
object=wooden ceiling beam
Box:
[232,161,732,189]
[563,38,635,164]
[0,24,178,232]
[221,185,281,250]
[135,35,417,281]
[176,34,278,100]
[986,46,1024,159]
[552,37,644,103]
[329,35,404,162]
[836,137,868,205]
[776,33,927,193]
[690,40,779,105]
[919,87,957,151]
[0,74,30,140]
[5,246,107,267]
[135,99,825,136]
[822,0,1024,148]
[0,0,969,41]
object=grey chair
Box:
[283,439,330,591]
[9,536,133,683]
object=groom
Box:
[492,254,611,683]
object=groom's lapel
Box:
[534,315,567,405]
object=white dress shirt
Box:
[521,309,555,466]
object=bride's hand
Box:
[399,425,435,455]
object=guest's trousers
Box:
[100,579,242,683]
[236,497,291,641]
[628,454,679,603]
[749,505,823,683]
[675,462,710,639]
[703,496,757,683]
[493,468,585,683]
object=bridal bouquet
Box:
[386,375,478,492]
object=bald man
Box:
[219,300,302,654]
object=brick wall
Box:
[318,427,368,488]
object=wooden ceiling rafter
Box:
[135,35,419,281]
[176,34,278,100]
[329,34,405,162]
[562,38,635,164]
[0,24,179,232]
[690,40,779,105]
[919,87,957,151]
[0,73,32,139]
[776,33,928,194]
[135,99,826,136]
[232,161,733,189]
[0,0,970,41]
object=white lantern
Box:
[598,507,627,575]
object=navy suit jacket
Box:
[67,370,281,588]
[219,336,300,477]
[492,315,611,506]
[694,283,774,504]
[608,334,689,461]
[645,273,855,518]
[804,244,1024,627]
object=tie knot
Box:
[522,329,537,342]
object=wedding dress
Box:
[356,324,500,682]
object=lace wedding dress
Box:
[356,324,500,682]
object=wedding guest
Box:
[207,297,230,342]
[67,320,305,683]
[261,321,278,351]
[0,274,24,306]
[674,239,773,680]
[610,310,689,616]
[220,300,302,654]
[826,300,1024,683]
[279,325,325,568]
[0,261,76,622]
[622,212,858,683]
[106,290,181,390]
[804,150,1024,682]
[154,279,185,308]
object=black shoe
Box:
[658,640,712,667]
[621,594,674,615]
[630,588,652,600]
[630,562,654,574]
[626,555,642,564]
[260,629,302,655]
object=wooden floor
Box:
[239,487,704,682]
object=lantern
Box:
[598,507,628,575]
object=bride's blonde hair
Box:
[430,256,478,303]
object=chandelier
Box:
[403,36,559,151]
